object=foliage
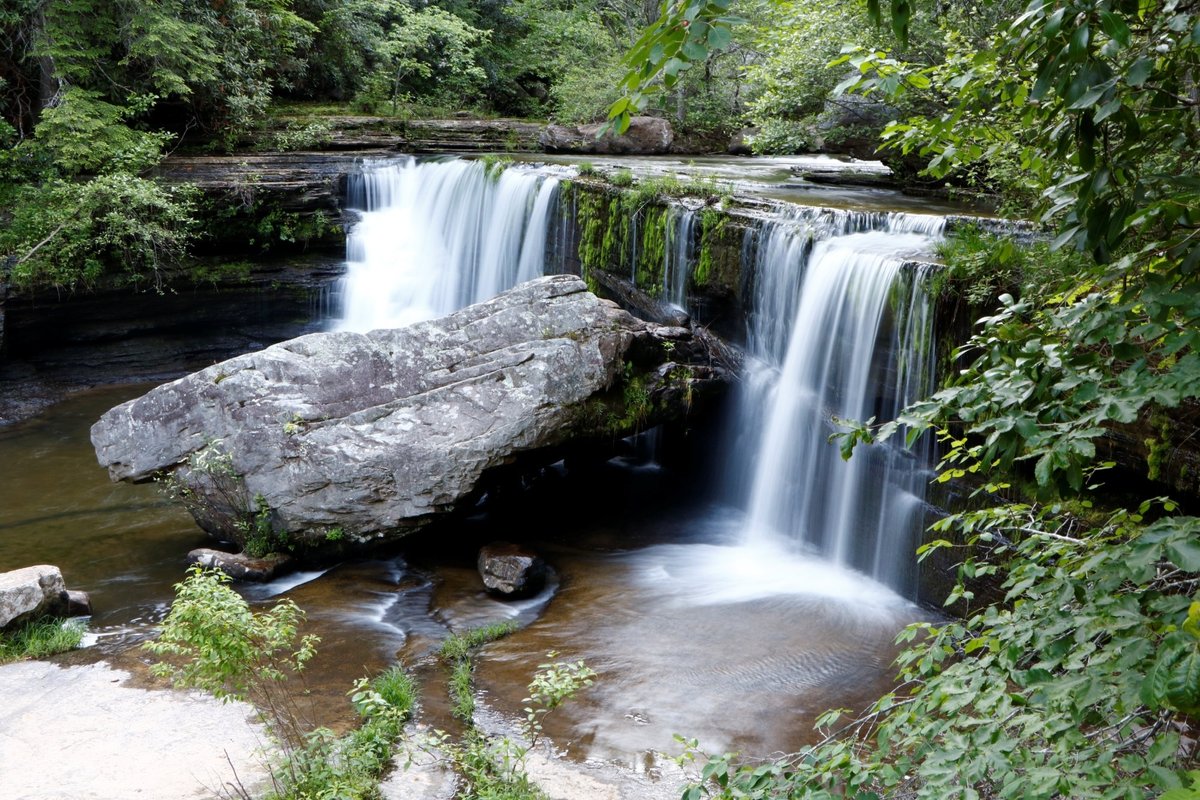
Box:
[1,174,199,291]
[0,617,85,664]
[145,566,416,800]
[607,168,635,187]
[606,0,739,133]
[932,225,1087,307]
[350,3,489,114]
[273,670,413,800]
[679,500,1200,800]
[144,566,318,710]
[261,120,335,152]
[157,441,292,555]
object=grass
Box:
[0,617,85,664]
[607,168,635,187]
[371,664,418,717]
[438,621,519,721]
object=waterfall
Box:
[662,207,696,309]
[332,156,945,594]
[335,157,561,332]
[734,210,943,595]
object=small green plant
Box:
[420,651,595,800]
[261,120,334,152]
[576,161,596,177]
[158,441,293,556]
[145,566,417,800]
[324,527,346,543]
[0,617,85,664]
[242,494,292,558]
[522,653,596,749]
[438,621,519,721]
[282,413,305,436]
[933,224,1085,307]
[479,154,514,179]
[607,168,634,187]
[144,566,317,709]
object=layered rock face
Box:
[91,276,730,551]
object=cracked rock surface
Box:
[92,276,728,550]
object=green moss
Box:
[635,205,668,297]
[1144,412,1172,482]
[695,208,728,287]
[186,259,255,286]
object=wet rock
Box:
[0,565,68,631]
[186,548,294,582]
[727,128,757,155]
[66,590,92,617]
[478,543,547,598]
[540,116,674,155]
[92,276,730,551]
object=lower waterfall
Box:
[734,210,943,595]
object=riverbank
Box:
[0,659,269,799]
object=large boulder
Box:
[540,116,674,155]
[91,276,728,551]
[0,565,68,631]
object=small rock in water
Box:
[187,548,294,582]
[66,590,92,617]
[477,542,546,598]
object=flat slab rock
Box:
[91,276,717,549]
[0,660,269,800]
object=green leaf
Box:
[1099,11,1131,47]
[706,24,732,50]
[681,40,707,61]
[1167,537,1200,571]
[1127,57,1155,87]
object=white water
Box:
[734,210,943,595]
[336,157,561,332]
[662,206,696,309]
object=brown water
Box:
[0,384,924,772]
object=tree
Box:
[355,3,489,113]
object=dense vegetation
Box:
[0,0,760,291]
[5,0,1199,796]
[612,0,1200,798]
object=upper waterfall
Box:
[335,157,561,332]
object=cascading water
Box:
[335,157,561,332]
[662,207,696,309]
[733,209,943,595]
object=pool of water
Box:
[0,385,924,768]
